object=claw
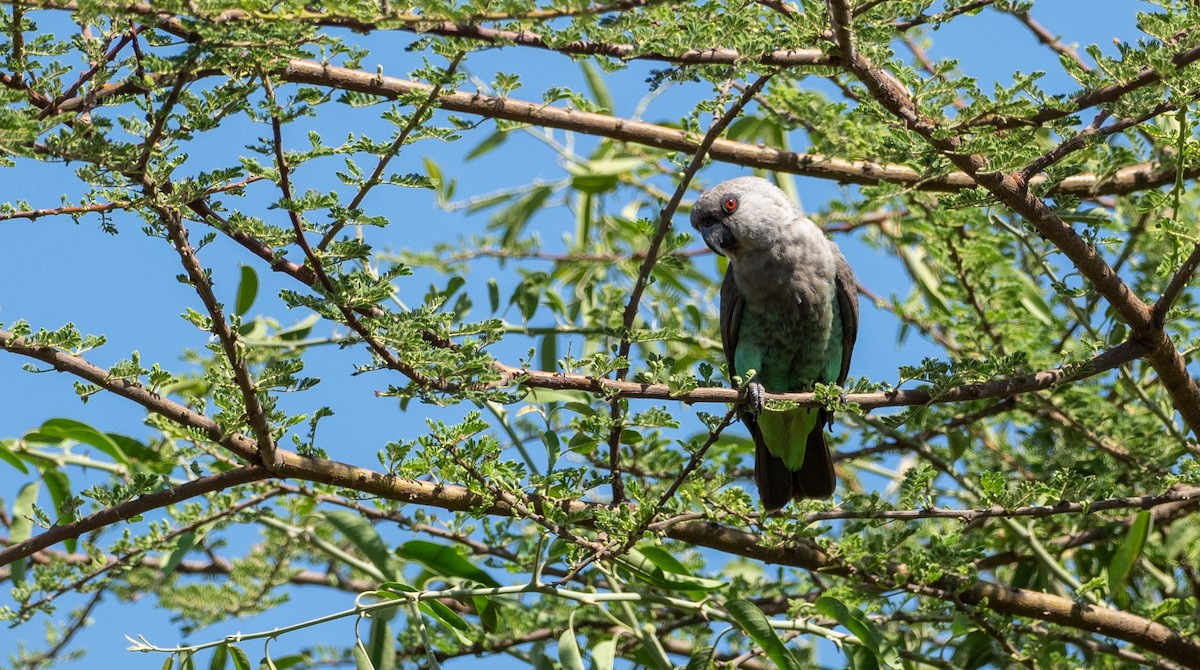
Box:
[746,380,765,415]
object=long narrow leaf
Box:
[322,510,396,581]
[395,540,500,587]
[557,628,584,670]
[815,596,900,669]
[9,481,38,583]
[1108,510,1152,607]
[724,599,801,670]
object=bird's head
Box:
[689,176,800,258]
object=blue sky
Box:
[0,1,1150,668]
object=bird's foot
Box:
[746,380,765,414]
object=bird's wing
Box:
[833,248,859,386]
[719,262,743,378]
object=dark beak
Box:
[697,220,734,256]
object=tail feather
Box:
[793,421,835,499]
[749,409,836,510]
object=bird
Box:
[690,176,859,510]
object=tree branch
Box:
[0,329,1193,662]
[0,329,261,461]
[0,327,1151,429]
[258,75,453,393]
[1005,7,1090,73]
[7,45,1197,198]
[605,73,772,502]
[496,337,1150,409]
[804,485,1200,522]
[156,198,278,466]
[823,0,1200,436]
[278,59,1190,198]
[0,465,270,568]
[316,51,466,251]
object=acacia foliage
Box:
[3,1,1200,669]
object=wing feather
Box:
[833,248,859,386]
[719,262,742,377]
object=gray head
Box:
[690,176,806,260]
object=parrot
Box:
[690,176,859,510]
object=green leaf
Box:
[208,645,228,670]
[422,598,471,633]
[617,547,725,592]
[162,656,176,670]
[592,636,617,670]
[229,646,252,670]
[235,265,259,316]
[261,655,304,670]
[395,540,500,587]
[557,628,585,670]
[10,481,38,583]
[814,596,900,668]
[40,467,72,518]
[466,129,509,161]
[636,546,691,575]
[367,618,395,670]
[539,333,557,374]
[160,531,197,577]
[1015,273,1054,327]
[378,581,472,633]
[322,510,396,581]
[725,599,801,670]
[352,640,376,670]
[685,642,715,670]
[487,278,500,313]
[0,439,29,474]
[1107,510,1152,607]
[25,418,130,465]
[43,468,76,552]
[474,595,500,633]
[951,630,999,670]
[565,156,643,195]
[580,61,613,112]
[898,246,952,318]
[276,314,321,341]
[510,271,549,321]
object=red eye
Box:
[722,197,738,214]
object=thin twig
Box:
[12,589,106,670]
[1018,94,1194,182]
[316,51,466,251]
[9,484,282,621]
[260,75,449,392]
[1153,241,1200,326]
[1007,8,1090,72]
[557,408,737,585]
[36,27,135,120]
[133,48,198,176]
[616,73,774,368]
[893,0,995,30]
[157,198,278,465]
[605,73,773,503]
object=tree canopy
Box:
[3,1,1200,669]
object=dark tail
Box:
[749,409,836,511]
